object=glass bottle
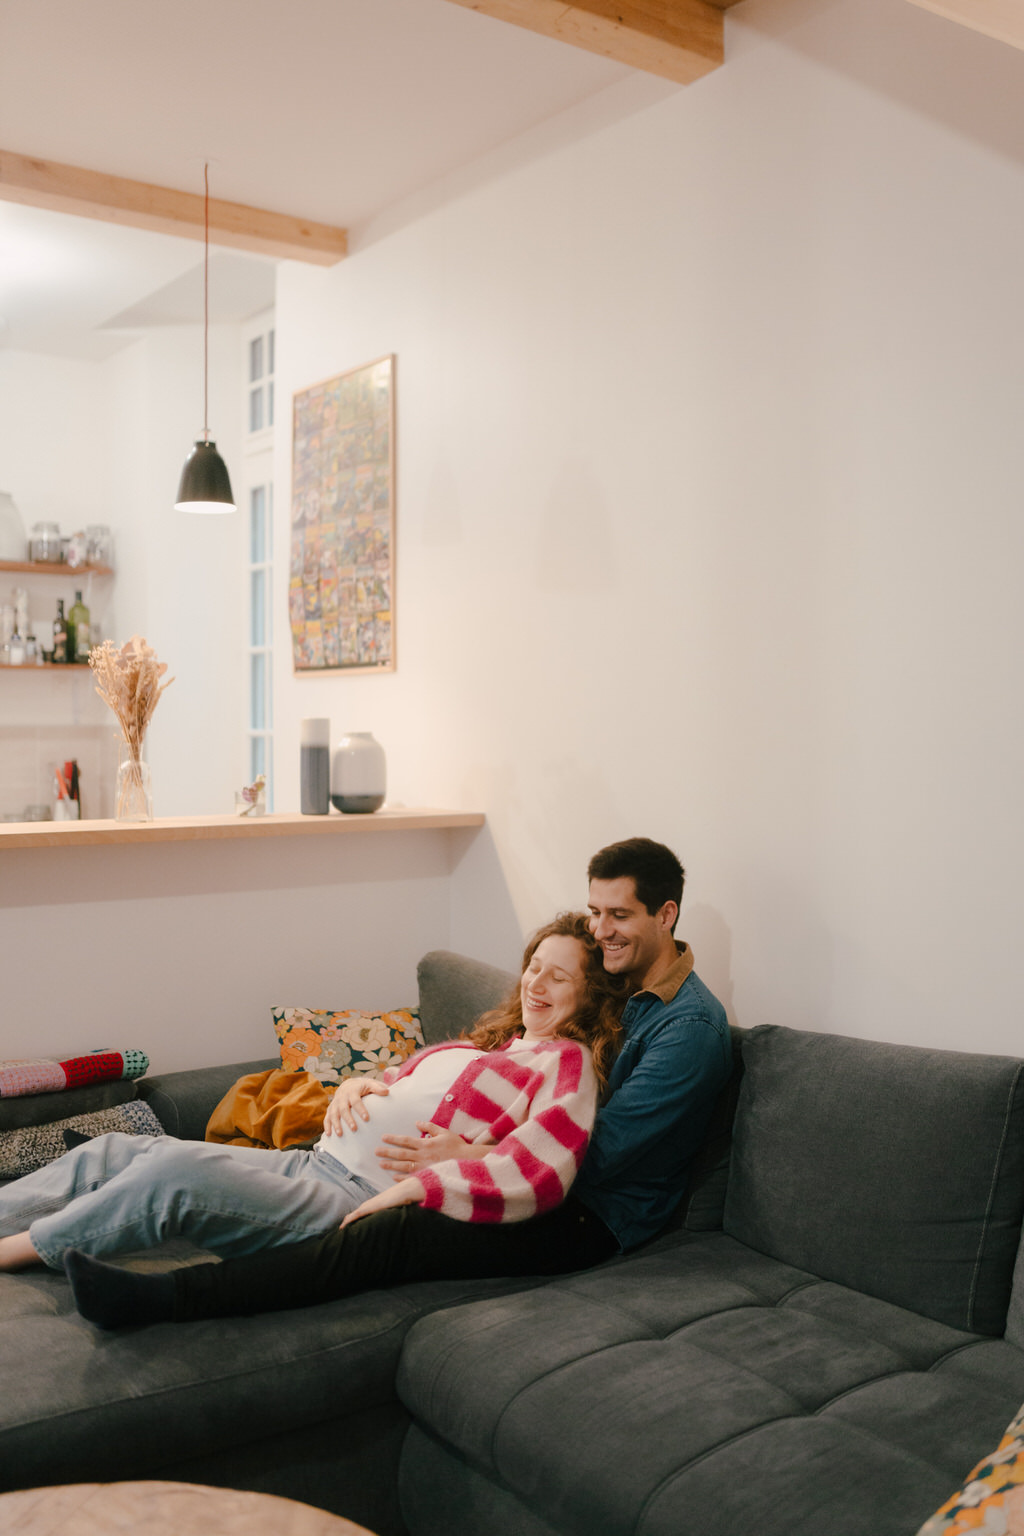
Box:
[52,600,68,664]
[68,590,91,664]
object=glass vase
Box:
[116,739,153,822]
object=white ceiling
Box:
[0,0,637,359]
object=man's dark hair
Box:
[587,837,685,921]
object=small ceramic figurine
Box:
[235,774,267,816]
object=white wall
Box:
[0,325,245,820]
[0,828,476,1073]
[102,325,247,816]
[0,348,125,817]
[5,0,1023,1072]
[1,321,477,1078]
[266,0,1024,1055]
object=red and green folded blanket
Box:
[0,1050,149,1099]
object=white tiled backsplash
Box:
[0,725,119,820]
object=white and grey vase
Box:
[330,731,386,814]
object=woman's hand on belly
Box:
[340,1176,426,1228]
[323,1077,390,1137]
[376,1122,493,1180]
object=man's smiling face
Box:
[587,876,677,989]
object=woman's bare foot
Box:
[0,1232,42,1270]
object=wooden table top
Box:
[0,1480,378,1535]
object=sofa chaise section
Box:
[393,1023,1024,1536]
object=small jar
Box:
[29,522,62,563]
[85,525,113,567]
[65,532,88,569]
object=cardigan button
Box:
[444,1093,454,1101]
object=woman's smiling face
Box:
[520,934,586,1041]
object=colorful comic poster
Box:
[290,356,395,673]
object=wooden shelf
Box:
[0,807,485,849]
[0,560,114,576]
[0,661,92,671]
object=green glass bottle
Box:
[68,590,91,665]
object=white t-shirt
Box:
[317,1047,482,1193]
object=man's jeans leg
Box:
[174,1196,619,1319]
[23,1138,373,1268]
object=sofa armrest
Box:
[137,1058,277,1141]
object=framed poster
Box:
[289,355,395,673]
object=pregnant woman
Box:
[0,913,623,1288]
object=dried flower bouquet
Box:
[89,637,174,819]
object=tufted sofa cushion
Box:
[395,1228,1024,1536]
[0,1258,544,1531]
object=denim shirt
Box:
[573,944,731,1251]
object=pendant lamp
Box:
[175,164,236,514]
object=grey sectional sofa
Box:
[2,949,1023,1536]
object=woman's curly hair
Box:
[465,911,626,1088]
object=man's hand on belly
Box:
[340,1176,427,1227]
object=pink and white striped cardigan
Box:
[380,1036,597,1224]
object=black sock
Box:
[64,1249,177,1330]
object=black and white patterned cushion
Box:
[0,1099,163,1179]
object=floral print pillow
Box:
[916,1401,1024,1534]
[271,1006,423,1086]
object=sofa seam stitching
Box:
[967,1061,1024,1331]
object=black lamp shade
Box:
[175,440,236,513]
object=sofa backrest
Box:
[677,1025,746,1231]
[416,950,516,1045]
[723,1024,1024,1336]
[1007,1238,1024,1349]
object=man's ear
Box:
[658,900,679,934]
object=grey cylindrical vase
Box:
[300,717,331,815]
[331,731,386,814]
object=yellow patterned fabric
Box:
[917,1402,1024,1534]
[205,1069,332,1149]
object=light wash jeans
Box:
[0,1133,378,1270]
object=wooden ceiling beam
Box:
[0,150,348,266]
[906,0,1024,51]
[440,0,739,85]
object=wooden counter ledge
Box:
[0,807,485,849]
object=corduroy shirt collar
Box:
[633,941,694,1004]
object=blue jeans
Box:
[0,1133,378,1269]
